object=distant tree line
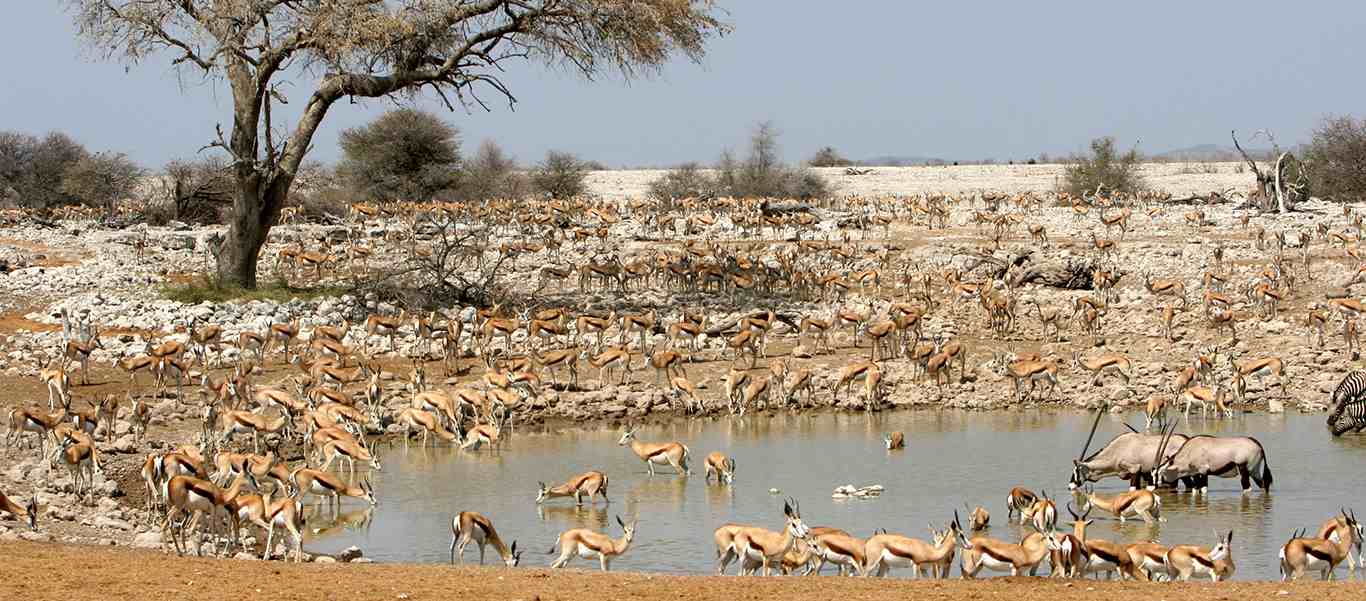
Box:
[0,131,142,215]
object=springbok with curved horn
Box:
[1164,530,1235,582]
[1066,502,1140,580]
[536,471,610,506]
[1317,510,1366,570]
[957,513,1052,578]
[727,499,811,576]
[863,518,960,578]
[1280,509,1362,580]
[450,511,521,566]
[548,515,636,572]
[617,426,690,476]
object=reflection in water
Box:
[537,504,610,530]
[305,411,1366,580]
[304,505,374,540]
[705,481,735,511]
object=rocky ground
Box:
[0,163,1359,563]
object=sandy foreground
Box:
[584,162,1252,199]
[0,541,1356,601]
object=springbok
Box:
[1164,531,1235,581]
[548,515,636,572]
[0,488,38,531]
[536,471,610,506]
[450,511,521,566]
[721,499,811,576]
[704,451,735,484]
[617,427,690,476]
[1280,509,1362,580]
[863,519,959,578]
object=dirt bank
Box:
[0,541,1355,601]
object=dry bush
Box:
[60,151,143,216]
[530,150,588,199]
[295,185,351,222]
[337,108,461,202]
[1305,115,1366,202]
[0,131,89,209]
[1061,136,1145,197]
[161,156,235,224]
[454,140,529,201]
[808,146,853,167]
[648,162,715,204]
[715,122,831,200]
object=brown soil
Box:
[0,541,1354,601]
[0,237,84,267]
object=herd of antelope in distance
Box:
[5,184,1366,581]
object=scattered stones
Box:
[130,531,164,549]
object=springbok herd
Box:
[3,187,1366,582]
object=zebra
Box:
[1328,370,1366,436]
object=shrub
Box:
[808,146,853,167]
[0,131,89,208]
[648,162,716,204]
[530,150,588,199]
[296,185,352,223]
[60,151,143,216]
[1061,136,1144,197]
[337,108,461,202]
[161,156,235,224]
[1304,115,1366,202]
[717,121,832,200]
[456,140,524,201]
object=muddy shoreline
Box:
[1,541,1357,601]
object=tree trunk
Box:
[216,173,290,288]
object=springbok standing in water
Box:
[617,426,690,476]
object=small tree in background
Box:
[808,146,853,167]
[159,156,234,224]
[60,151,143,215]
[648,162,715,204]
[459,140,526,201]
[0,131,89,208]
[530,151,588,199]
[338,109,461,202]
[1062,137,1144,197]
[727,121,830,200]
[1305,115,1366,202]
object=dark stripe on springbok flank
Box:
[1113,493,1137,513]
[473,516,492,537]
[1192,553,1214,569]
[646,447,672,459]
[820,537,862,561]
[1088,546,1121,563]
[885,542,918,560]
[184,479,219,499]
[312,473,342,492]
[1304,544,1335,562]
[979,544,1015,564]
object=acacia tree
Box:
[65,1,727,288]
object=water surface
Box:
[305,411,1366,580]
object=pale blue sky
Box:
[3,1,1363,167]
